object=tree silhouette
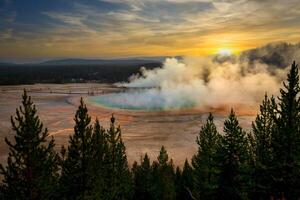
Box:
[104,115,133,200]
[132,154,153,200]
[59,98,93,199]
[0,90,59,200]
[177,159,194,200]
[249,94,276,199]
[217,109,250,200]
[271,61,300,199]
[90,118,108,199]
[152,146,176,200]
[192,113,221,200]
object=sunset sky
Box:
[1,0,300,61]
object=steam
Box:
[240,42,300,69]
[122,57,285,109]
[97,42,299,111]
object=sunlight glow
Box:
[217,48,233,56]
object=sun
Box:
[217,48,233,56]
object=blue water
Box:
[89,92,195,111]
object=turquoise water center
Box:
[88,90,196,111]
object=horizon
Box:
[0,55,174,64]
[1,41,299,64]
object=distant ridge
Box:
[39,58,161,66]
[0,62,16,66]
[0,57,163,85]
[0,56,183,66]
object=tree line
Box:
[0,62,160,85]
[0,61,300,199]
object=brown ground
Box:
[0,83,257,166]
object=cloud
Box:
[106,11,160,23]
[0,28,13,41]
[0,0,16,25]
[240,42,300,69]
[1,0,300,59]
[43,12,87,27]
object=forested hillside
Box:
[0,60,161,85]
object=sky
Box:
[1,0,300,62]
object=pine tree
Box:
[217,109,250,200]
[0,188,3,199]
[154,146,176,200]
[271,61,300,199]
[151,161,162,200]
[0,90,59,200]
[59,98,93,199]
[192,113,220,200]
[90,118,108,199]
[249,94,276,199]
[176,159,194,200]
[104,115,133,200]
[158,146,169,166]
[132,154,153,200]
[175,166,182,200]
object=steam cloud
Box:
[109,42,299,111]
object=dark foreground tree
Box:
[151,146,176,200]
[176,159,194,200]
[59,98,93,199]
[192,113,220,200]
[249,94,276,199]
[175,166,182,200]
[0,90,59,200]
[271,61,300,199]
[217,109,250,200]
[89,118,108,199]
[104,115,133,200]
[132,154,153,200]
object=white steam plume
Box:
[97,42,300,111]
[119,56,287,110]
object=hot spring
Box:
[88,88,196,111]
[88,55,289,112]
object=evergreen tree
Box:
[192,113,220,200]
[90,118,108,199]
[175,166,182,200]
[132,154,153,200]
[59,98,93,199]
[176,159,194,200]
[0,188,3,200]
[0,90,59,200]
[271,61,300,199]
[151,161,162,200]
[249,94,276,199]
[105,115,133,200]
[154,146,176,200]
[217,109,250,200]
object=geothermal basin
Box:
[0,84,256,166]
[89,89,196,111]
